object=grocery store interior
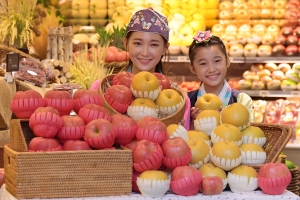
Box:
[1,0,300,198]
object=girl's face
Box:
[124,31,169,74]
[189,45,229,94]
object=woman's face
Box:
[124,31,169,74]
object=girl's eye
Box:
[133,42,141,45]
[151,43,159,47]
[215,59,221,63]
[200,63,206,66]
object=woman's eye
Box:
[200,63,206,66]
[151,43,159,47]
[134,42,141,45]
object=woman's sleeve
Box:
[89,79,101,91]
[183,95,191,131]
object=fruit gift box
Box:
[99,72,186,126]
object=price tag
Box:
[291,91,300,96]
[259,90,269,96]
[177,56,188,62]
[6,53,19,72]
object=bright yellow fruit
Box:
[230,165,257,183]
[139,170,169,181]
[131,71,160,92]
[199,163,227,179]
[188,130,210,141]
[221,103,250,129]
[212,141,241,159]
[242,126,265,138]
[213,123,242,142]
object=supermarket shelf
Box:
[168,56,300,63]
[240,90,300,98]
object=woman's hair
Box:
[125,31,169,74]
[188,35,228,64]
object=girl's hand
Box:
[191,107,201,120]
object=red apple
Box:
[258,163,292,195]
[132,170,141,193]
[281,26,294,37]
[78,103,111,124]
[171,165,202,196]
[29,106,63,138]
[285,45,299,56]
[84,118,116,149]
[161,137,192,169]
[104,84,133,114]
[0,168,5,188]
[112,71,134,88]
[73,89,104,114]
[287,35,298,45]
[133,139,164,172]
[122,139,138,151]
[10,90,45,119]
[111,113,138,145]
[201,176,223,195]
[293,26,300,37]
[56,115,86,140]
[62,140,91,150]
[272,44,286,56]
[136,116,168,144]
[44,90,74,116]
[28,137,62,152]
[153,72,171,90]
[275,35,286,45]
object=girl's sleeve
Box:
[183,95,191,131]
[89,79,101,91]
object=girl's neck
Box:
[202,81,224,95]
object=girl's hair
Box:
[188,35,228,64]
[125,31,169,74]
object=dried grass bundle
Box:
[69,45,113,90]
[0,0,37,48]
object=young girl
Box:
[187,30,241,122]
[89,8,170,89]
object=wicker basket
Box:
[246,123,293,171]
[99,74,186,126]
[287,166,300,196]
[0,45,34,64]
[5,119,132,199]
[104,61,129,74]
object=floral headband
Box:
[193,30,212,43]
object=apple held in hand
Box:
[56,115,86,140]
[62,140,91,150]
[44,90,74,116]
[104,84,133,114]
[84,119,116,149]
[112,71,134,88]
[111,113,138,145]
[136,116,168,144]
[153,72,171,90]
[133,139,164,172]
[10,89,45,119]
[201,176,223,195]
[171,165,202,196]
[195,93,222,111]
[73,89,104,114]
[28,137,62,152]
[131,71,161,101]
[161,137,192,169]
[29,107,63,138]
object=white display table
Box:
[1,184,300,200]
